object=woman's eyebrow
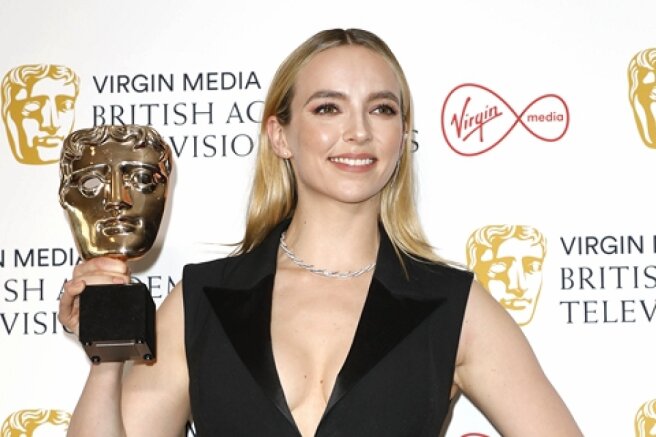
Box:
[304,90,346,105]
[304,89,400,105]
[368,90,400,105]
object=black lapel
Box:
[202,220,299,431]
[324,278,444,414]
[322,226,447,415]
[204,276,298,430]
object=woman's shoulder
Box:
[182,243,276,291]
[377,250,474,304]
[404,255,474,288]
[183,254,231,273]
[182,251,247,279]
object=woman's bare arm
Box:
[453,281,582,437]
[60,258,190,437]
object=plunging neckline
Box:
[204,223,447,436]
[267,271,375,436]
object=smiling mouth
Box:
[329,157,376,166]
[96,217,141,236]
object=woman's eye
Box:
[373,104,397,116]
[314,104,339,115]
[78,174,104,198]
[128,168,158,193]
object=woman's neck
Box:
[283,204,380,273]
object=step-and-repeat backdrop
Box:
[1,1,654,436]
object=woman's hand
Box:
[59,257,131,336]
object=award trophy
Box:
[59,125,172,363]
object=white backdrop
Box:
[1,1,655,436]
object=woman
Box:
[59,28,582,436]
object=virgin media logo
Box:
[441,83,570,156]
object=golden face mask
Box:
[2,64,79,165]
[629,49,656,148]
[635,399,656,437]
[59,125,172,260]
[466,225,546,326]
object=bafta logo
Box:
[1,64,79,165]
[466,225,546,326]
[1,409,71,436]
[629,49,656,148]
[635,399,656,437]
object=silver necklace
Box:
[279,232,376,279]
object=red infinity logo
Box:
[441,83,570,156]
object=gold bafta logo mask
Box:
[629,49,656,148]
[466,225,546,326]
[1,409,71,437]
[59,125,172,260]
[635,399,656,437]
[1,64,79,165]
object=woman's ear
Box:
[267,115,292,158]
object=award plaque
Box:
[59,125,172,363]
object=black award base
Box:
[79,283,156,363]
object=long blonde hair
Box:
[237,28,442,264]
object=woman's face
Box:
[275,45,404,208]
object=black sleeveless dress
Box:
[183,221,473,436]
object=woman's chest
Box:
[270,277,369,410]
[189,272,466,436]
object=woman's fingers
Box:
[59,278,84,336]
[72,258,131,285]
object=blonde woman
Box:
[59,28,582,436]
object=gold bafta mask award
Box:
[59,124,172,363]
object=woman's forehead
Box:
[293,45,401,99]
